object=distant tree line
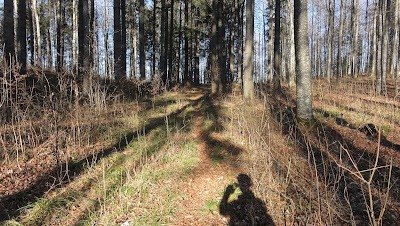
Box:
[2,0,398,119]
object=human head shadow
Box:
[219,174,275,226]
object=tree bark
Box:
[3,0,14,65]
[184,0,190,85]
[121,0,126,77]
[79,0,90,78]
[177,0,182,83]
[152,0,156,80]
[288,0,295,87]
[351,0,359,78]
[32,0,41,66]
[376,0,382,94]
[56,0,62,71]
[160,0,168,83]
[327,0,334,82]
[16,0,26,73]
[237,0,244,88]
[243,0,254,103]
[73,0,78,73]
[381,0,389,90]
[371,2,377,78]
[294,0,313,120]
[391,0,399,79]
[211,0,221,94]
[273,0,281,92]
[139,0,145,80]
[337,0,344,81]
[114,0,122,79]
[168,0,175,81]
[228,0,236,83]
[268,0,274,82]
[217,0,226,93]
[194,5,200,85]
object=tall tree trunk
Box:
[90,0,95,63]
[273,0,281,92]
[351,0,359,78]
[194,5,200,85]
[294,0,313,120]
[129,1,137,80]
[217,0,226,92]
[28,2,34,66]
[268,0,274,82]
[243,0,254,103]
[327,0,334,82]
[139,0,145,80]
[177,0,182,83]
[228,0,236,83]
[56,0,62,71]
[371,2,377,77]
[288,0,295,87]
[211,0,221,94]
[184,0,190,85]
[32,0,41,66]
[16,0,26,73]
[391,0,399,79]
[237,0,244,88]
[3,0,14,65]
[160,0,168,83]
[114,0,122,79]
[152,0,156,80]
[121,0,126,77]
[73,0,78,73]
[79,0,90,89]
[337,0,344,81]
[103,0,110,78]
[168,0,175,81]
[381,0,389,91]
[376,0,382,94]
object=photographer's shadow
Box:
[219,174,275,226]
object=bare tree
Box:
[288,0,295,87]
[337,0,344,80]
[294,0,313,119]
[351,0,360,78]
[168,0,175,81]
[184,0,190,85]
[79,0,90,90]
[273,0,281,92]
[16,0,26,73]
[237,0,244,88]
[114,0,122,79]
[139,0,145,80]
[243,0,255,103]
[32,0,41,66]
[73,0,78,72]
[390,0,399,79]
[160,0,168,83]
[327,0,334,82]
[3,0,14,65]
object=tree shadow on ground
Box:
[219,174,275,226]
[199,95,244,165]
[0,93,206,222]
[268,90,400,224]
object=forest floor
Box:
[1,76,400,225]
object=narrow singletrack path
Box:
[172,96,240,225]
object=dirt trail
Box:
[172,100,239,225]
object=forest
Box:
[0,0,399,225]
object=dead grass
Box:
[1,64,399,225]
